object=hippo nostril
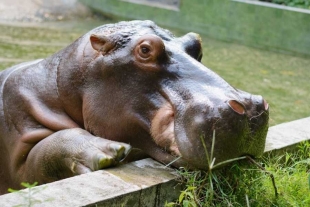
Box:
[263,99,269,111]
[228,100,245,115]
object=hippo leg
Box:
[21,128,131,184]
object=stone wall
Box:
[79,0,310,56]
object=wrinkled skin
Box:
[0,20,268,194]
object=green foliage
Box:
[261,0,310,9]
[8,182,38,193]
[166,142,310,207]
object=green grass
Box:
[166,130,309,206]
[166,142,310,207]
[0,19,109,68]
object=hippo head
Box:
[74,20,269,170]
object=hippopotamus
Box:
[0,20,269,194]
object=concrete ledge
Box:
[0,159,180,207]
[0,117,309,206]
[264,117,310,152]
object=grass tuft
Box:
[166,141,310,207]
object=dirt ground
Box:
[0,0,91,22]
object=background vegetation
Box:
[165,140,310,207]
[260,0,310,9]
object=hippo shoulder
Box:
[0,60,43,89]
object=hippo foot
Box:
[26,128,131,182]
[94,143,128,169]
[70,138,131,174]
[62,129,132,174]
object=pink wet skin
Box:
[151,103,180,156]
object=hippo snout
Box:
[173,93,269,170]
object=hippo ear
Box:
[90,34,115,55]
[180,33,203,62]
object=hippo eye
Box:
[141,46,150,54]
[134,34,165,69]
[138,43,152,59]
